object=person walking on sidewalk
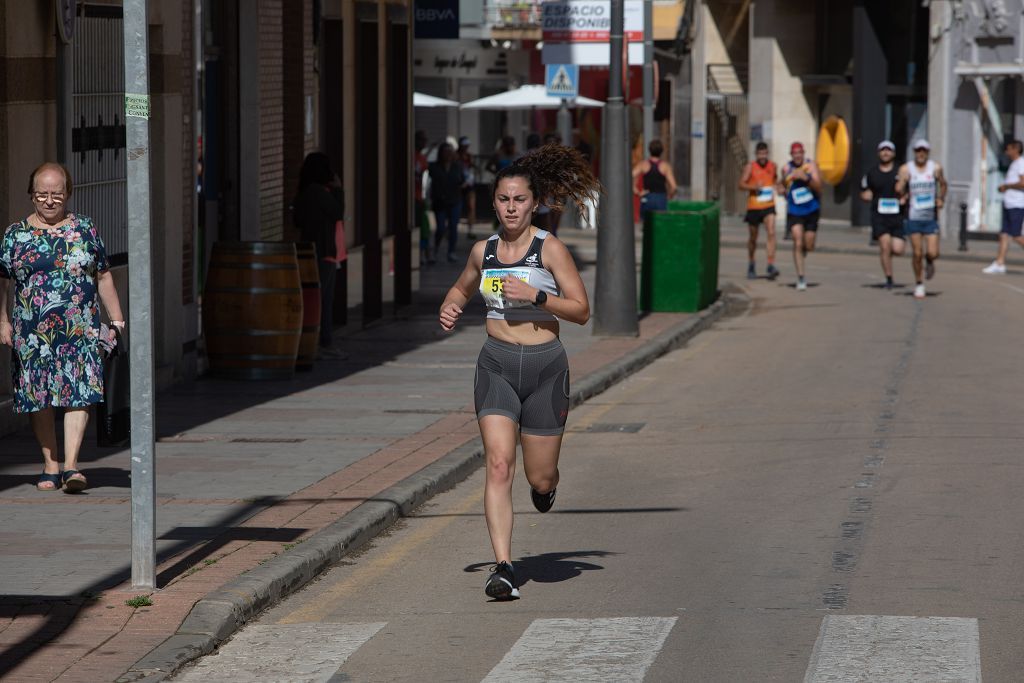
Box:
[457,136,479,240]
[896,139,946,299]
[632,139,678,222]
[0,162,125,492]
[860,140,905,289]
[983,140,1024,275]
[438,144,598,601]
[738,141,779,280]
[781,142,822,291]
[428,143,465,263]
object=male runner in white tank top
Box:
[896,139,947,299]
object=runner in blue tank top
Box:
[781,141,823,291]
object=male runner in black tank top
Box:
[860,140,905,289]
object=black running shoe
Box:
[530,487,557,513]
[485,562,519,600]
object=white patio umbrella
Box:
[460,84,603,110]
[413,92,460,108]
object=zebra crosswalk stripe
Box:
[804,615,981,682]
[173,622,386,683]
[481,617,678,683]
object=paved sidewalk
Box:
[0,225,731,682]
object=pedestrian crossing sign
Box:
[546,64,579,98]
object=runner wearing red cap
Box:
[781,142,822,291]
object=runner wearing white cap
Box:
[860,140,905,289]
[896,139,946,299]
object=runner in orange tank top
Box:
[738,142,779,279]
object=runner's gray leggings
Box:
[474,337,570,436]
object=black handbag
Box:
[96,326,130,447]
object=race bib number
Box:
[912,193,935,210]
[756,187,774,203]
[877,198,900,215]
[480,268,531,309]
[791,186,814,205]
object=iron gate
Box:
[71,5,128,259]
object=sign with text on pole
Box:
[541,0,645,65]
[546,64,579,98]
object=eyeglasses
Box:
[32,192,66,204]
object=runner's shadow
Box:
[901,291,942,297]
[782,282,820,289]
[861,283,908,290]
[465,550,614,591]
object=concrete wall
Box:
[749,0,816,167]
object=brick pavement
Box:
[0,228,713,682]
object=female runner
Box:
[439,144,599,600]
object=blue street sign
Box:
[545,64,579,99]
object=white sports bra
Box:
[479,230,560,322]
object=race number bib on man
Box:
[792,187,814,205]
[912,193,935,211]
[757,187,774,203]
[878,198,900,215]
[480,269,531,308]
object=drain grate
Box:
[230,437,306,443]
[584,423,646,433]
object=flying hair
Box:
[494,143,601,215]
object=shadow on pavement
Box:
[463,550,615,589]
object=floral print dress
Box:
[0,214,110,413]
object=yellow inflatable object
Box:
[817,116,850,186]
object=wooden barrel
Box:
[203,242,303,380]
[295,242,321,371]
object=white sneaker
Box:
[796,278,808,291]
[913,284,926,299]
[982,261,1007,274]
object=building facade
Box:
[0,0,414,436]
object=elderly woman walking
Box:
[0,162,124,492]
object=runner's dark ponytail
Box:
[494,143,600,215]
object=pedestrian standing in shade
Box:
[738,141,780,280]
[860,140,905,289]
[781,142,822,291]
[428,143,465,263]
[983,140,1024,275]
[292,152,345,350]
[896,140,946,299]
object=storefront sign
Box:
[541,1,644,43]
[413,44,510,79]
[414,0,459,40]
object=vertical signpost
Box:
[594,0,639,336]
[545,63,579,146]
[642,0,654,150]
[123,0,157,590]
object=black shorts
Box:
[787,211,819,232]
[1002,208,1024,237]
[871,216,905,241]
[475,337,570,436]
[744,207,775,226]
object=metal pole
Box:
[558,99,572,146]
[594,0,639,337]
[959,202,969,251]
[642,0,654,151]
[123,0,157,590]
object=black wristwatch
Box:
[534,290,548,306]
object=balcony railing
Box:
[485,0,542,36]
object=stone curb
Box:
[117,294,739,682]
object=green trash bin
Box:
[640,201,719,312]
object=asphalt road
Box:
[171,244,1024,682]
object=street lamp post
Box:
[594,0,639,337]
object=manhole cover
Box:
[585,423,646,433]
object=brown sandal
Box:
[62,470,87,493]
